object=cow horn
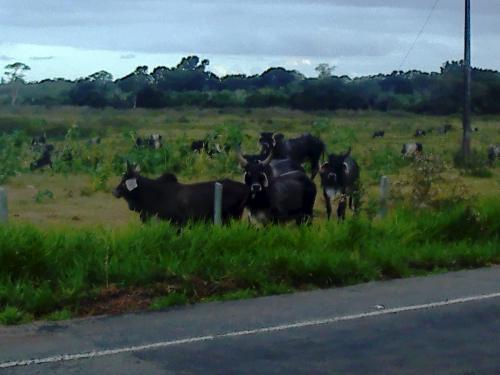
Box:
[344,147,352,157]
[260,151,273,166]
[236,149,248,167]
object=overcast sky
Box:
[0,0,499,81]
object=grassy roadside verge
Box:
[1,200,499,325]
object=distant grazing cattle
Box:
[473,127,479,132]
[191,140,206,153]
[372,131,385,138]
[31,134,47,151]
[437,124,453,135]
[319,148,360,220]
[488,144,500,164]
[259,132,325,179]
[414,129,426,137]
[237,151,316,225]
[191,139,230,157]
[88,137,101,145]
[113,163,249,225]
[30,144,54,171]
[136,134,162,149]
[401,143,423,158]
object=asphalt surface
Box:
[1,266,499,375]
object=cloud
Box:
[29,56,55,60]
[120,53,135,59]
[1,0,498,80]
[0,55,13,61]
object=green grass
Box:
[0,200,499,324]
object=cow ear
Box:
[262,173,269,187]
[343,162,350,174]
[320,162,329,173]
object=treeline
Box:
[1,56,500,114]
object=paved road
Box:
[1,267,499,374]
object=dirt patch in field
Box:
[76,278,251,317]
[78,284,178,316]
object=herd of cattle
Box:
[113,131,358,225]
[26,127,500,226]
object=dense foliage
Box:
[2,57,500,114]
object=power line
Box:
[397,0,441,72]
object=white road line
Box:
[1,291,500,369]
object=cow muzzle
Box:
[112,188,121,198]
[251,183,263,193]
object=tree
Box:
[4,62,30,106]
[117,66,152,108]
[87,70,113,83]
[315,63,335,79]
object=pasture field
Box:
[0,106,499,324]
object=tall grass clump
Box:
[0,199,499,323]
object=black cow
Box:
[30,144,54,171]
[31,134,46,147]
[113,163,249,225]
[437,124,453,135]
[191,140,206,153]
[31,134,47,152]
[401,143,423,158]
[237,152,316,225]
[136,134,162,149]
[319,148,360,220]
[191,138,230,157]
[259,132,325,179]
[488,144,500,164]
[87,137,101,146]
[372,131,385,138]
[414,129,426,137]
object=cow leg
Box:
[349,195,353,210]
[323,190,332,220]
[337,196,347,221]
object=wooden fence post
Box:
[379,176,389,218]
[214,182,223,225]
[0,187,7,223]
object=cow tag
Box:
[125,178,138,191]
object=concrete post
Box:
[214,182,223,225]
[0,187,7,223]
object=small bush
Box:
[33,189,54,203]
[0,306,30,325]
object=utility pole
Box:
[462,0,472,159]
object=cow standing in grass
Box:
[113,163,249,225]
[372,131,385,138]
[237,152,316,225]
[259,132,325,179]
[319,148,360,220]
[488,144,500,164]
[30,144,54,171]
[401,143,423,158]
[136,134,162,149]
[415,129,426,137]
